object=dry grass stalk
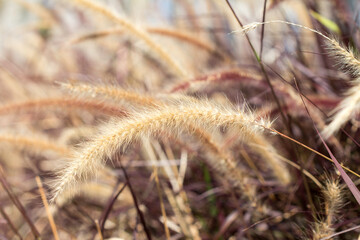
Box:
[35,176,60,240]
[51,99,272,201]
[68,26,222,57]
[249,135,291,184]
[148,27,219,54]
[170,69,262,93]
[0,165,40,238]
[94,220,104,240]
[192,127,257,202]
[0,207,23,240]
[149,140,201,239]
[269,150,322,188]
[140,139,171,238]
[67,28,122,44]
[71,0,188,77]
[0,134,70,156]
[0,98,127,117]
[13,0,55,28]
[163,187,200,239]
[61,82,157,107]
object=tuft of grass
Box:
[322,81,360,138]
[311,178,344,240]
[3,1,360,239]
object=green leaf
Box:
[310,10,341,34]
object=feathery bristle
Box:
[311,178,344,240]
[323,178,344,223]
[232,20,360,140]
[63,83,266,200]
[326,39,360,77]
[51,99,272,202]
[312,221,333,240]
[322,40,360,138]
[61,83,157,107]
[322,79,360,138]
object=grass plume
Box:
[70,0,188,77]
[0,97,127,117]
[63,82,272,200]
[311,178,344,240]
[3,1,360,238]
[52,98,272,202]
[322,81,360,138]
[61,82,157,107]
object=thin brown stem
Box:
[0,165,40,238]
[35,176,59,240]
[120,162,152,240]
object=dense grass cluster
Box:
[0,0,360,239]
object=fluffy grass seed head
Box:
[325,39,360,78]
[311,178,344,240]
[322,79,360,138]
[322,178,344,221]
[51,98,272,202]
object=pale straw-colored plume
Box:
[233,20,360,139]
[325,39,360,77]
[320,36,360,138]
[63,82,264,200]
[322,178,344,223]
[169,69,262,93]
[321,40,360,138]
[70,0,188,77]
[63,82,290,185]
[51,98,273,202]
[61,82,157,107]
[322,81,360,138]
[311,222,333,240]
[311,178,344,240]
